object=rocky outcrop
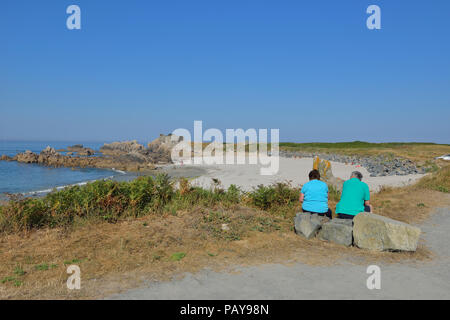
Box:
[1,155,12,161]
[67,144,84,151]
[66,144,95,156]
[147,134,183,163]
[9,147,154,172]
[16,150,39,163]
[1,135,184,172]
[353,212,421,252]
[77,149,95,156]
[100,140,146,156]
[318,219,353,247]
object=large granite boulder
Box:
[353,212,421,252]
[294,212,328,239]
[318,219,353,246]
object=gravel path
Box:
[108,207,450,300]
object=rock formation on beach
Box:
[147,134,184,163]
[100,140,146,156]
[0,134,182,172]
[67,144,95,156]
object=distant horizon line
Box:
[0,138,448,146]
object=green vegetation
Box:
[14,266,25,276]
[1,163,448,234]
[1,276,16,284]
[170,252,186,261]
[64,259,83,265]
[279,141,444,150]
[0,174,298,233]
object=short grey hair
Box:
[351,171,363,180]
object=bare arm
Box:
[300,193,305,203]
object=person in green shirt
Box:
[336,171,373,220]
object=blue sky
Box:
[1,0,449,143]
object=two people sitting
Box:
[300,170,372,220]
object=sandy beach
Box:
[167,157,426,192]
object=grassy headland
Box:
[278,141,450,164]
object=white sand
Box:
[188,157,425,192]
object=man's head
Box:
[309,169,321,181]
[351,171,363,181]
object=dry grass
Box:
[0,196,440,300]
[371,187,450,224]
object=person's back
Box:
[301,179,329,214]
[336,172,371,218]
[300,169,332,218]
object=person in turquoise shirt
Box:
[336,171,373,220]
[300,169,332,219]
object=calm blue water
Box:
[0,141,125,197]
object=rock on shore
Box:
[0,135,183,172]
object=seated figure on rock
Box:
[335,171,373,220]
[300,169,332,219]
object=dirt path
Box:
[108,207,450,300]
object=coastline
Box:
[0,156,426,201]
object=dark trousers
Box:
[337,206,371,220]
[303,208,333,219]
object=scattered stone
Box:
[280,151,421,177]
[221,224,230,231]
[353,212,421,252]
[318,219,353,246]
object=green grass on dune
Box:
[279,141,446,150]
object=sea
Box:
[0,141,139,199]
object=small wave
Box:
[23,176,115,196]
[112,168,127,174]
